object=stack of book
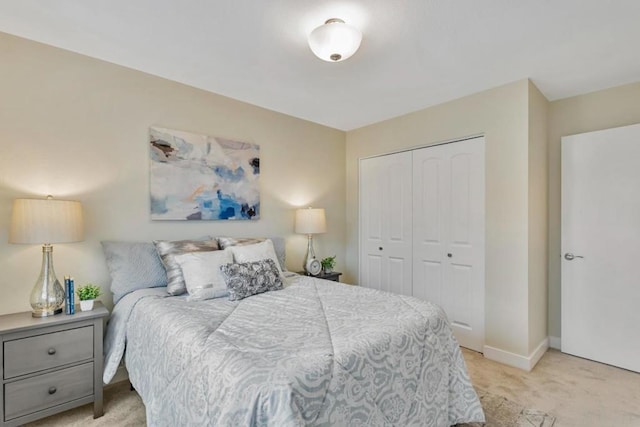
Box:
[64,276,75,315]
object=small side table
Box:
[0,303,109,426]
[298,271,342,282]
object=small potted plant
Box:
[320,255,336,274]
[77,284,101,311]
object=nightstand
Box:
[0,303,109,426]
[298,271,342,282]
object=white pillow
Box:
[174,249,233,301]
[229,240,284,277]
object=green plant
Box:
[77,284,102,301]
[320,255,336,271]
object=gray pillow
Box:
[153,239,220,295]
[102,241,168,304]
[216,236,286,271]
[220,259,283,301]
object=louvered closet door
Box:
[412,137,485,351]
[359,151,413,295]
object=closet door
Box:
[412,137,485,351]
[359,151,413,296]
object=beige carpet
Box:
[26,380,554,427]
[463,348,640,426]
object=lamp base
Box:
[30,244,66,318]
[303,234,317,273]
[32,307,63,318]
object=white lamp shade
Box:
[9,198,84,244]
[308,19,362,62]
[295,208,327,234]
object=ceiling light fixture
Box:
[308,18,362,62]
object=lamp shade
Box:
[9,197,84,244]
[308,18,362,62]
[295,208,327,234]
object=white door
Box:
[413,137,486,351]
[359,151,413,295]
[561,123,640,373]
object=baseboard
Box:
[549,336,561,350]
[483,337,549,371]
[109,365,129,385]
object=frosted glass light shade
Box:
[295,208,327,234]
[308,18,362,62]
[10,197,84,244]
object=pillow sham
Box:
[174,249,233,301]
[216,236,287,271]
[153,239,220,295]
[220,259,283,301]
[102,241,168,304]
[227,239,284,277]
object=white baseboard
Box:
[549,336,561,350]
[483,337,549,371]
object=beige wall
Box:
[0,33,346,315]
[346,80,539,357]
[547,81,640,338]
[527,81,549,352]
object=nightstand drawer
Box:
[3,326,93,379]
[4,362,94,421]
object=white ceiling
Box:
[1,0,639,130]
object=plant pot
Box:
[79,299,95,311]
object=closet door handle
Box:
[378,247,383,251]
[447,253,452,258]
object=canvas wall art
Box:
[149,127,260,220]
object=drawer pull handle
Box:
[48,386,57,395]
[47,348,56,355]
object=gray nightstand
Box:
[0,303,109,426]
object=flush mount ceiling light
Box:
[308,18,362,62]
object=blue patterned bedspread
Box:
[105,277,484,426]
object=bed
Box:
[102,239,484,426]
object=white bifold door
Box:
[359,137,485,351]
[412,139,485,351]
[359,151,413,296]
[561,123,640,373]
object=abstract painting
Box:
[149,127,260,220]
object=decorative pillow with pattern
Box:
[153,239,220,295]
[174,249,233,301]
[220,259,283,301]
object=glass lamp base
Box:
[30,244,66,318]
[32,307,63,318]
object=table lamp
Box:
[295,207,326,274]
[9,196,84,317]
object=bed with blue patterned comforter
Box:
[104,276,484,426]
